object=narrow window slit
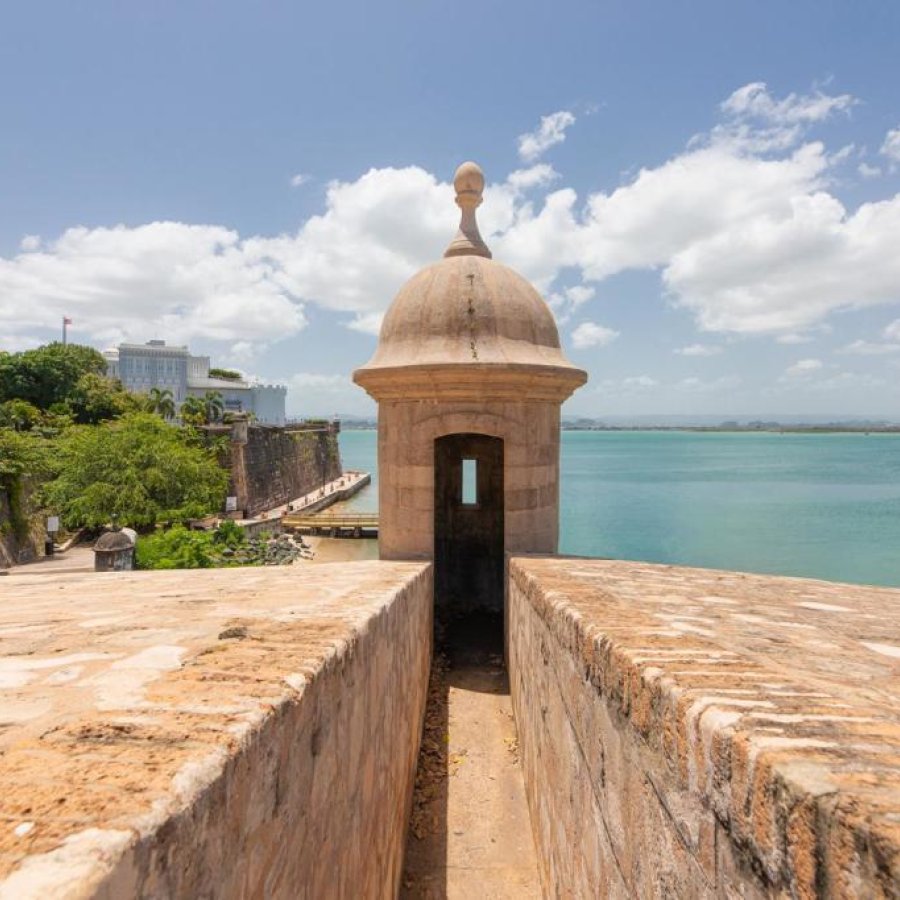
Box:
[461,458,477,505]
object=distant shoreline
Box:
[561,425,900,434]
[341,424,900,434]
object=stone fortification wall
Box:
[508,557,900,898]
[377,399,561,560]
[0,561,432,898]
[223,423,342,518]
[0,485,43,567]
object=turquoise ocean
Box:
[337,429,900,588]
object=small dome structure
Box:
[94,530,135,552]
[352,161,587,619]
[93,529,136,572]
[355,162,585,401]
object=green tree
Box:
[134,525,218,569]
[0,399,43,431]
[0,430,54,539]
[146,387,176,420]
[43,413,228,529]
[0,343,106,410]
[203,391,225,424]
[65,373,141,425]
[179,395,207,427]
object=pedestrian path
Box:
[401,655,542,898]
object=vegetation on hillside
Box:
[0,343,143,430]
[0,343,230,543]
[135,520,311,569]
[43,413,227,529]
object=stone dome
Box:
[354,162,586,401]
[94,530,135,552]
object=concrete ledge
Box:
[508,557,900,898]
[0,561,432,898]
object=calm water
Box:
[338,429,900,588]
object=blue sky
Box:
[2,0,899,419]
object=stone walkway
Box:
[256,470,370,521]
[401,656,542,898]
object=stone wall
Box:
[0,561,432,898]
[223,423,342,518]
[508,557,900,898]
[377,399,561,560]
[0,484,43,567]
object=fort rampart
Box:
[0,562,432,898]
[508,557,900,897]
[2,557,900,897]
[215,422,343,518]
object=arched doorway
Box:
[434,433,505,620]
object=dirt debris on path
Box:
[401,647,541,899]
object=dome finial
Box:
[444,161,492,259]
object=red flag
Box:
[63,317,72,325]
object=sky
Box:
[1,0,899,420]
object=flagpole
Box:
[62,316,67,346]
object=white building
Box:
[103,340,286,425]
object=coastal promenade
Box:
[233,469,371,535]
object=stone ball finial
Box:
[445,161,491,259]
[453,161,485,208]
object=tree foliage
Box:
[0,430,54,539]
[180,395,207,426]
[203,391,224,424]
[66,373,143,424]
[44,413,228,529]
[208,368,242,381]
[135,520,248,569]
[0,343,107,410]
[180,391,224,426]
[146,387,176,420]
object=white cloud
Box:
[784,358,823,377]
[839,339,900,355]
[285,372,349,391]
[20,235,40,252]
[675,343,722,357]
[225,340,265,365]
[776,333,814,344]
[507,164,559,191]
[517,111,576,163]
[3,81,899,370]
[597,375,657,393]
[571,321,619,349]
[721,82,855,125]
[0,222,307,346]
[622,375,657,389]
[881,127,900,164]
[858,162,882,179]
[808,371,886,392]
[290,173,311,188]
[345,311,384,335]
[547,283,595,323]
[676,375,741,393]
[0,335,41,352]
[884,319,900,341]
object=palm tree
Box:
[146,387,176,420]
[203,391,225,424]
[179,395,207,427]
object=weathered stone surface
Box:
[374,400,564,561]
[0,561,432,898]
[217,424,342,518]
[508,557,900,898]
